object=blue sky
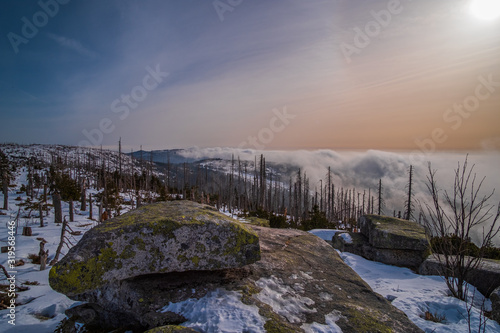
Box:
[1,0,499,151]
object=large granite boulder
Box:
[55,220,423,332]
[333,215,430,270]
[49,200,260,299]
[419,254,500,297]
[359,215,428,251]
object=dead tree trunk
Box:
[80,182,86,211]
[98,203,103,222]
[69,200,74,222]
[89,194,93,220]
[50,218,73,266]
[39,202,44,227]
[53,192,62,224]
[377,179,383,216]
[2,172,8,210]
[43,184,47,205]
[39,241,48,271]
[404,165,414,220]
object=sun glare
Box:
[470,0,500,20]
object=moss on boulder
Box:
[360,215,428,251]
[144,325,198,333]
[333,215,430,270]
[49,200,260,297]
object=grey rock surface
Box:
[49,200,260,298]
[333,215,430,270]
[52,204,422,332]
[419,254,500,297]
[359,215,428,251]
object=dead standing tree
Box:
[50,217,76,266]
[53,192,62,224]
[404,165,415,221]
[421,157,500,301]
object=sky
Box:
[0,0,500,151]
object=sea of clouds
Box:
[177,147,500,244]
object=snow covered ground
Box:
[308,229,500,332]
[0,167,130,332]
[340,251,500,333]
[1,168,499,332]
[308,229,342,242]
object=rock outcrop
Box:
[491,286,500,324]
[53,202,422,332]
[418,254,500,297]
[50,200,260,299]
[144,327,198,333]
[333,215,430,270]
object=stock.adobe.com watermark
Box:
[213,0,243,22]
[410,73,499,164]
[7,0,71,54]
[5,220,17,326]
[339,0,411,64]
[238,106,296,149]
[79,64,168,147]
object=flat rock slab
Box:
[144,326,198,333]
[360,215,429,251]
[49,201,260,297]
[419,254,500,297]
[242,226,423,332]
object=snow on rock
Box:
[160,288,266,333]
[340,251,500,333]
[255,275,317,324]
[339,233,353,244]
[301,311,344,333]
[308,229,342,242]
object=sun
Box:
[470,0,500,20]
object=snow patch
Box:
[160,288,266,333]
[339,232,353,244]
[340,252,500,333]
[301,311,344,333]
[255,275,317,324]
[319,292,333,301]
[308,229,342,242]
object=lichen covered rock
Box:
[333,215,430,270]
[49,200,260,297]
[359,215,428,251]
[144,325,198,333]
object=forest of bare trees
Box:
[0,143,417,232]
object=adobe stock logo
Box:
[238,106,296,149]
[213,0,243,22]
[79,65,168,147]
[339,0,410,64]
[409,73,499,164]
[7,0,71,54]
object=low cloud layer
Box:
[178,147,500,244]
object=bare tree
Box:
[53,192,62,224]
[404,165,415,220]
[50,217,75,266]
[39,240,49,271]
[377,179,384,215]
[421,157,500,301]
